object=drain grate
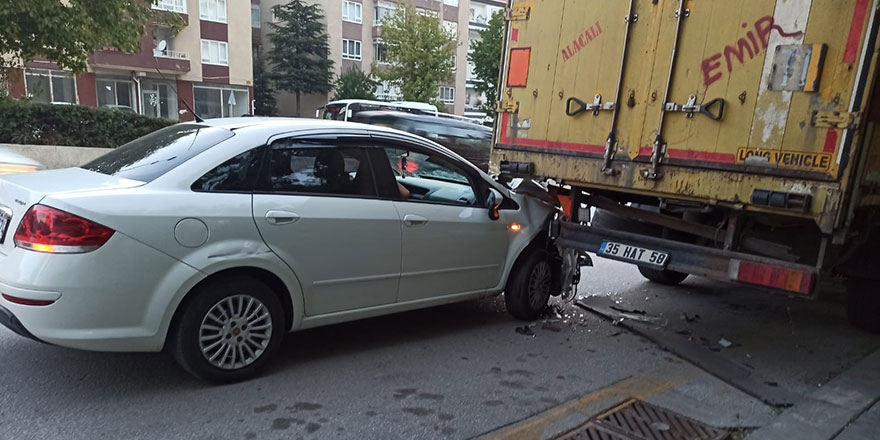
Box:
[554,399,729,440]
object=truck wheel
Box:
[638,266,689,285]
[846,278,880,333]
[505,247,553,321]
[171,276,285,383]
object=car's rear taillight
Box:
[13,205,114,254]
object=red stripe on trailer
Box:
[843,0,871,63]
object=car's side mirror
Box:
[487,188,503,221]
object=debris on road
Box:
[541,321,563,333]
[719,338,734,348]
[515,325,536,337]
[610,306,647,315]
[680,313,701,323]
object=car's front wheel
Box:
[505,246,554,321]
[171,276,285,383]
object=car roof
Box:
[195,117,483,172]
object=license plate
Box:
[599,241,669,268]
[0,206,11,244]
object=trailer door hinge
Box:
[811,111,861,129]
[497,100,520,113]
[505,6,530,21]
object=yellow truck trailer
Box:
[491,0,880,330]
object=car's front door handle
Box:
[265,210,301,225]
[403,214,428,227]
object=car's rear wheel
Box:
[505,246,553,321]
[172,276,284,383]
[637,265,689,285]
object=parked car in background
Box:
[351,111,493,171]
[318,99,438,121]
[0,118,566,383]
[0,149,43,175]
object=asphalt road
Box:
[0,257,877,440]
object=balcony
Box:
[153,49,190,61]
[90,34,190,74]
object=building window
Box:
[342,39,362,60]
[443,20,458,38]
[373,40,387,64]
[154,0,186,13]
[376,81,400,101]
[443,0,459,7]
[194,85,250,119]
[342,1,362,24]
[416,8,439,18]
[374,2,395,25]
[438,86,455,105]
[25,69,77,104]
[141,80,179,120]
[200,0,227,23]
[251,5,261,28]
[201,39,229,66]
[97,78,136,111]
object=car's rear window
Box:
[82,124,234,182]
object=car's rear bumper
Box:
[0,233,203,352]
[0,304,43,343]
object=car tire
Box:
[171,276,285,383]
[505,246,553,321]
[846,278,880,333]
[637,265,689,286]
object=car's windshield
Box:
[81,124,234,182]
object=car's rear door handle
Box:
[403,214,428,227]
[265,210,301,225]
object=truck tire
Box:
[846,278,880,333]
[638,266,689,285]
[505,246,553,321]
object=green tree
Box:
[332,66,378,101]
[267,0,334,117]
[253,51,278,116]
[468,10,504,113]
[0,1,177,76]
[379,6,457,105]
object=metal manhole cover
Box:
[554,399,729,440]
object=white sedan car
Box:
[0,118,563,382]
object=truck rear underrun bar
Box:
[555,221,819,297]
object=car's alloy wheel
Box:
[505,246,555,321]
[527,261,552,311]
[172,276,284,383]
[199,295,273,370]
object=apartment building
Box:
[5,0,255,121]
[255,0,506,117]
[465,0,505,118]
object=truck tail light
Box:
[13,205,114,254]
[730,260,814,295]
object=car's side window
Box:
[259,139,377,197]
[381,146,478,206]
[192,146,265,193]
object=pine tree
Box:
[379,5,457,105]
[253,51,278,116]
[468,10,504,114]
[333,66,378,101]
[267,0,334,117]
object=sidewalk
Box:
[747,349,880,440]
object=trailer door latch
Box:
[505,5,530,21]
[566,94,615,116]
[664,95,725,120]
[811,111,860,129]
